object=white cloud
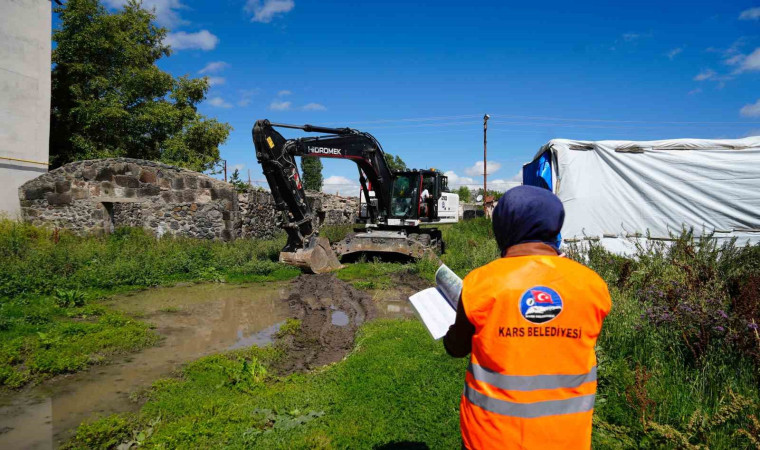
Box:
[464,161,501,177]
[735,48,760,72]
[740,99,760,117]
[688,88,702,95]
[444,171,475,188]
[694,69,716,81]
[322,175,359,195]
[237,89,260,107]
[302,102,327,111]
[199,61,229,74]
[206,76,225,86]
[232,163,246,172]
[104,0,187,27]
[277,90,292,96]
[725,54,746,66]
[269,100,292,111]
[666,47,683,60]
[739,7,760,20]
[208,96,233,108]
[245,0,295,23]
[489,179,522,192]
[622,32,640,42]
[165,30,219,51]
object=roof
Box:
[531,136,760,162]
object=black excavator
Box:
[252,119,459,273]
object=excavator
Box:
[252,119,459,273]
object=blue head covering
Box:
[492,185,564,255]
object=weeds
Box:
[0,219,299,388]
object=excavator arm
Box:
[252,119,394,272]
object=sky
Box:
[57,0,760,194]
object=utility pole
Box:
[247,169,252,188]
[483,113,490,212]
[223,160,227,183]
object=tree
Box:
[385,153,407,171]
[474,188,505,202]
[456,186,471,202]
[300,157,323,191]
[50,0,231,172]
[229,169,248,193]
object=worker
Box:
[420,187,430,217]
[444,185,611,449]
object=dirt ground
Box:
[273,272,429,374]
[273,274,378,374]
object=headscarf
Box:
[492,185,564,255]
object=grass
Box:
[65,320,466,449]
[0,219,301,388]
[4,217,760,448]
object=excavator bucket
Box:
[279,236,343,274]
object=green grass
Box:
[66,320,466,449]
[0,219,300,388]
[4,218,760,448]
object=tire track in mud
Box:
[274,274,378,374]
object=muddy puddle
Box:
[0,282,291,449]
[0,273,430,449]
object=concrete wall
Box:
[0,0,52,217]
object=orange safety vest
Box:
[460,254,611,450]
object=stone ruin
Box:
[18,158,359,241]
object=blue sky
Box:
[63,1,760,193]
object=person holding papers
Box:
[443,185,612,450]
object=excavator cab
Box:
[386,170,451,224]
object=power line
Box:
[321,113,760,129]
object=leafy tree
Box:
[385,153,407,171]
[474,188,505,202]
[300,157,323,191]
[229,169,248,193]
[50,0,231,171]
[456,186,471,202]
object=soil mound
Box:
[275,274,378,374]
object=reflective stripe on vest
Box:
[468,362,597,391]
[464,384,596,419]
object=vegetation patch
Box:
[0,219,299,388]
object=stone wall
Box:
[19,158,240,240]
[237,189,359,239]
[306,191,359,227]
[19,158,361,240]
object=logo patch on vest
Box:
[519,286,563,324]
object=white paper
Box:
[408,264,463,340]
[409,287,457,340]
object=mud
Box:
[370,272,430,319]
[273,274,379,374]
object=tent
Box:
[522,137,760,253]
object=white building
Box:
[0,0,52,217]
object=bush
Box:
[569,232,760,448]
[0,219,289,297]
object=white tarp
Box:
[531,137,760,253]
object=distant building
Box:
[0,0,52,216]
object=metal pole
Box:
[248,169,252,187]
[223,160,227,182]
[483,114,489,212]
